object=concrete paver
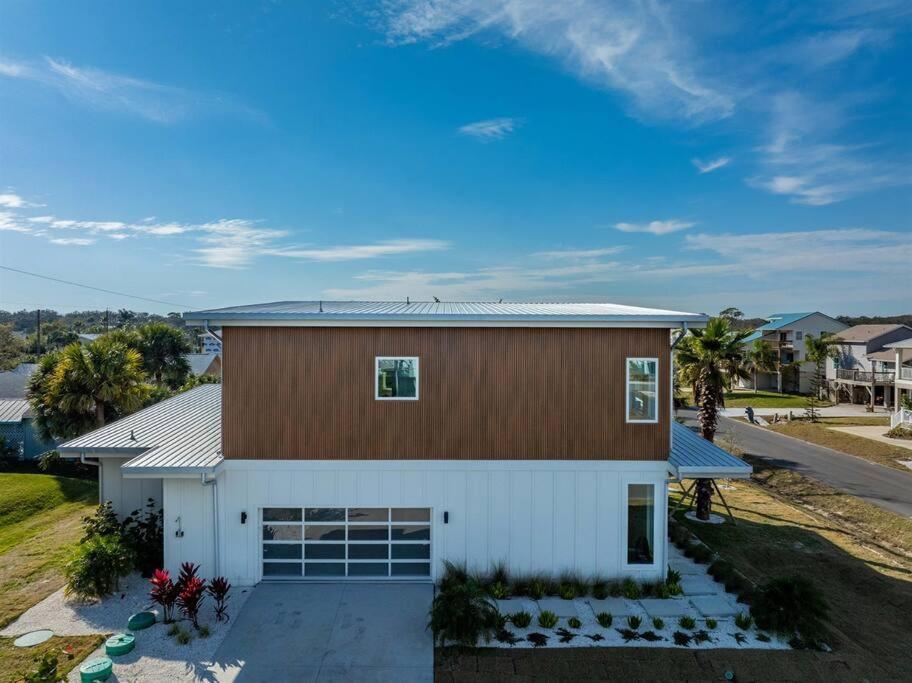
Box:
[536,597,581,618]
[691,595,741,617]
[585,597,638,616]
[639,598,692,618]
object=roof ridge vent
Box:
[129,429,136,441]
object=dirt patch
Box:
[0,635,103,683]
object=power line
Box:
[0,265,192,310]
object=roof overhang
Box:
[668,422,752,480]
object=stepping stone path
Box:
[691,595,741,618]
[639,598,693,618]
[680,575,721,595]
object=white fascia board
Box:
[218,458,670,472]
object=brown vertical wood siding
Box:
[222,326,670,461]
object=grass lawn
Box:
[0,634,103,683]
[767,420,912,471]
[0,472,97,629]
[682,388,833,409]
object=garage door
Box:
[261,507,431,579]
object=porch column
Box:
[896,349,903,409]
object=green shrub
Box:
[529,578,546,600]
[65,534,134,599]
[706,618,717,630]
[510,611,532,628]
[640,630,662,642]
[428,580,500,646]
[557,571,586,597]
[591,579,609,600]
[490,561,509,586]
[666,567,682,585]
[439,560,469,591]
[567,616,582,629]
[654,582,671,599]
[652,617,664,630]
[537,610,558,629]
[667,581,683,596]
[621,578,640,599]
[558,583,576,600]
[608,581,622,598]
[751,576,828,642]
[708,559,733,582]
[686,543,713,564]
[510,576,530,597]
[175,627,192,645]
[22,651,59,683]
[198,624,211,638]
[527,632,548,647]
[673,630,691,646]
[627,615,641,630]
[489,581,510,600]
[735,612,753,630]
[121,498,164,577]
[678,615,696,630]
[167,623,180,637]
[596,612,613,628]
[693,629,711,644]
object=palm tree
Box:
[804,332,836,421]
[135,322,192,388]
[36,338,149,433]
[746,339,777,392]
[675,317,751,520]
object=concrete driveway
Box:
[208,582,434,682]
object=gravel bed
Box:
[0,572,251,682]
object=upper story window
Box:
[626,358,658,423]
[375,357,419,400]
[795,331,803,340]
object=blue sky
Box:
[1,0,909,317]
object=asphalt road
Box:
[678,409,912,519]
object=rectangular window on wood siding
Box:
[626,358,658,423]
[376,357,419,400]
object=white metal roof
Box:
[0,399,30,423]
[184,300,708,328]
[184,353,219,376]
[667,422,752,480]
[58,384,222,476]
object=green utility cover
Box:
[13,629,54,647]
[80,656,113,682]
[105,633,136,656]
[127,611,156,630]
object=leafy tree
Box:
[28,338,150,438]
[0,323,25,370]
[135,322,192,388]
[719,307,744,322]
[675,317,751,520]
[746,340,777,392]
[117,309,137,327]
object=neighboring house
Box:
[184,353,221,378]
[199,332,222,354]
[58,301,749,586]
[0,399,57,460]
[827,325,912,410]
[886,339,912,426]
[740,312,848,393]
[77,333,102,345]
[0,363,38,399]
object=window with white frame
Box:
[626,484,655,565]
[375,357,419,400]
[626,358,658,422]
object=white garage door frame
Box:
[259,505,433,581]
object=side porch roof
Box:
[668,422,752,480]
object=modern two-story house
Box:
[58,301,748,587]
[826,324,912,410]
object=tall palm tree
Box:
[675,317,751,520]
[746,339,777,392]
[804,332,837,420]
[135,322,192,388]
[46,338,149,431]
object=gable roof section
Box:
[184,301,708,327]
[58,384,222,476]
[0,363,38,399]
[742,312,843,344]
[0,399,30,424]
[184,353,219,376]
[834,324,911,344]
[668,422,752,480]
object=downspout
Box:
[201,473,219,576]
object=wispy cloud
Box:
[1,195,450,268]
[375,1,734,123]
[0,192,42,208]
[533,246,625,259]
[692,157,731,174]
[458,117,519,141]
[614,220,695,235]
[0,56,265,124]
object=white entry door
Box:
[261,507,431,579]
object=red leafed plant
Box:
[177,562,200,591]
[178,576,207,629]
[207,577,232,622]
[149,569,179,623]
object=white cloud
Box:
[49,237,94,246]
[458,117,518,141]
[375,0,734,122]
[533,247,625,259]
[0,56,265,124]
[263,239,450,262]
[0,193,42,208]
[692,157,731,174]
[614,220,695,235]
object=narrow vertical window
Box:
[626,358,658,422]
[375,357,419,400]
[627,484,655,565]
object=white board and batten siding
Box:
[100,458,162,519]
[162,460,668,586]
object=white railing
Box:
[901,367,912,381]
[891,408,912,429]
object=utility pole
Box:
[36,309,41,356]
[104,309,109,332]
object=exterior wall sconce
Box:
[241,511,247,524]
[444,511,449,524]
[175,516,184,538]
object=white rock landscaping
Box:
[0,573,251,682]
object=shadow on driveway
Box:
[206,582,433,682]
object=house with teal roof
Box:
[740,312,847,393]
